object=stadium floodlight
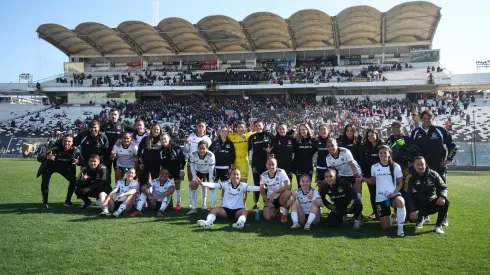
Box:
[18,73,33,83]
[476,60,490,70]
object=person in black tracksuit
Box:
[314,124,331,186]
[404,157,450,233]
[75,154,112,209]
[410,110,457,182]
[386,121,420,177]
[271,123,295,181]
[209,127,236,181]
[337,124,362,164]
[160,133,186,208]
[360,128,384,218]
[293,124,317,188]
[75,120,109,167]
[320,168,363,228]
[138,124,163,186]
[248,121,274,208]
[37,134,81,208]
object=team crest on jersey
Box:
[205,160,208,164]
[431,132,438,139]
[254,136,256,140]
[242,135,246,140]
[226,144,230,149]
[341,158,344,161]
[417,134,422,139]
[288,140,292,145]
[275,177,280,182]
[416,180,421,185]
[427,178,433,185]
[338,186,343,193]
[278,141,281,145]
[117,126,121,130]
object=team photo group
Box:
[37,107,455,237]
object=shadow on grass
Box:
[0,202,94,216]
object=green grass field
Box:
[0,159,489,274]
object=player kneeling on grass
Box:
[287,175,323,231]
[99,168,138,217]
[131,169,175,217]
[195,168,260,228]
[260,157,292,222]
[320,168,363,229]
[75,154,112,209]
[364,145,407,237]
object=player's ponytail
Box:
[379,145,396,186]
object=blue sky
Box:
[0,0,486,82]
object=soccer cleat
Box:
[42,203,49,209]
[130,210,142,217]
[397,226,405,237]
[435,226,444,234]
[157,211,164,217]
[187,209,197,215]
[291,223,301,229]
[63,201,73,207]
[95,199,101,206]
[81,201,93,209]
[442,216,449,227]
[175,203,181,210]
[416,216,429,229]
[197,220,212,227]
[424,216,431,223]
[98,210,111,217]
[281,214,288,223]
[352,220,361,230]
[368,213,376,219]
[304,223,311,231]
[201,205,207,211]
[231,222,244,229]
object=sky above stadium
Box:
[0,0,487,83]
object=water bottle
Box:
[254,208,260,221]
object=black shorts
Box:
[339,176,356,186]
[155,199,173,212]
[168,169,181,180]
[223,207,241,219]
[215,169,229,181]
[196,172,209,181]
[375,194,401,218]
[115,166,132,173]
[114,201,123,211]
[273,197,281,209]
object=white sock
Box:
[188,186,192,205]
[136,193,147,211]
[306,213,316,225]
[237,215,246,224]
[176,190,182,204]
[103,206,109,212]
[159,197,168,212]
[201,185,207,207]
[206,214,216,225]
[281,207,288,216]
[397,207,406,227]
[117,204,126,213]
[190,190,197,209]
[291,211,298,224]
[210,189,216,208]
[357,193,362,200]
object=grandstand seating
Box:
[0,103,49,122]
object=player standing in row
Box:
[111,132,138,182]
[132,169,176,217]
[137,123,163,185]
[188,140,215,214]
[293,123,317,187]
[209,126,235,207]
[337,124,362,163]
[160,134,186,210]
[260,157,292,222]
[131,119,148,146]
[325,138,363,200]
[248,121,274,209]
[364,146,407,237]
[360,128,384,219]
[287,175,322,231]
[196,168,260,229]
[270,123,295,181]
[228,121,254,184]
[184,122,212,210]
[314,124,331,187]
[99,168,138,217]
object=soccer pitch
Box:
[0,159,489,274]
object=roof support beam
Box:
[240,22,256,52]
[196,27,218,53]
[332,16,340,48]
[381,13,386,46]
[116,30,144,56]
[285,19,297,50]
[155,27,180,54]
[72,30,107,55]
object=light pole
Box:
[472,109,476,171]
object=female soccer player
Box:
[188,140,216,214]
[209,126,235,208]
[314,124,331,187]
[137,123,163,186]
[160,134,186,210]
[132,119,148,146]
[184,122,212,210]
[99,168,138,217]
[364,145,406,237]
[270,123,295,181]
[111,132,138,182]
[293,123,317,188]
[228,121,254,183]
[320,168,363,229]
[326,138,363,200]
[360,128,384,219]
[260,157,292,222]
[287,175,322,231]
[195,168,260,229]
[337,124,362,163]
[131,169,176,217]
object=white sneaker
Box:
[424,216,431,223]
[98,210,111,217]
[352,220,360,230]
[397,226,405,237]
[442,216,449,227]
[291,223,301,229]
[201,205,207,211]
[416,216,428,229]
[197,220,212,227]
[187,209,197,215]
[231,222,244,229]
[96,199,101,206]
[435,226,444,234]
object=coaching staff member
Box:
[75,154,111,209]
[37,134,81,208]
[75,120,109,168]
[410,110,456,182]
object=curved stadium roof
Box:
[37,1,441,57]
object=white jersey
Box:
[114,179,138,201]
[184,133,212,156]
[326,147,362,177]
[204,181,260,210]
[189,151,215,180]
[371,162,403,202]
[260,169,290,199]
[133,132,148,146]
[113,143,138,168]
[149,178,175,202]
[295,188,321,215]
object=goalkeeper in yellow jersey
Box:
[228,121,254,183]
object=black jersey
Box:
[293,137,317,171]
[248,131,274,170]
[101,121,134,148]
[209,138,236,168]
[315,137,329,168]
[360,140,383,178]
[404,166,448,213]
[77,133,109,166]
[271,134,295,172]
[77,164,109,187]
[410,126,457,170]
[138,136,162,167]
[319,178,358,208]
[337,135,362,163]
[160,143,186,172]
